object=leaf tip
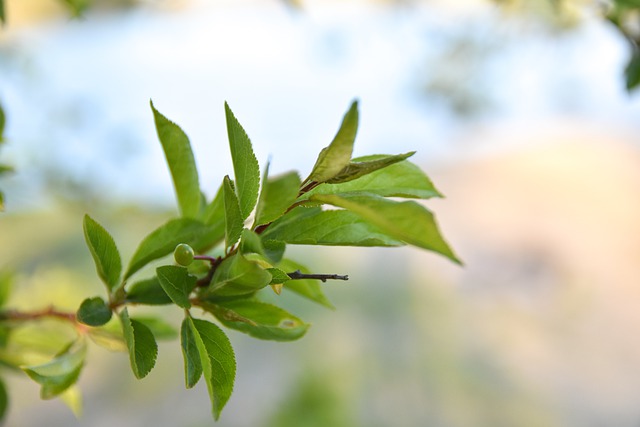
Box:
[224,101,232,116]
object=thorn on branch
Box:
[286,270,349,283]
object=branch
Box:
[0,306,77,323]
[287,270,348,283]
[195,255,222,287]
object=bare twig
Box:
[286,270,348,282]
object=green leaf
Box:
[207,254,272,297]
[76,297,112,327]
[120,308,158,379]
[0,192,3,212]
[311,193,461,263]
[305,100,359,184]
[59,386,82,418]
[151,102,201,218]
[613,0,640,7]
[180,317,202,389]
[223,176,243,249]
[156,265,195,309]
[263,239,286,264]
[626,48,640,91]
[326,151,415,184]
[277,259,334,309]
[239,228,265,256]
[83,215,122,291]
[0,270,12,308]
[22,339,86,399]
[254,167,301,227]
[63,0,90,17]
[225,102,260,220]
[126,276,172,305]
[88,327,126,352]
[304,155,442,200]
[262,206,404,247]
[211,300,308,341]
[0,377,8,422]
[266,267,290,285]
[124,218,211,280]
[203,184,224,225]
[187,317,236,420]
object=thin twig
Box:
[286,270,348,283]
[196,255,222,287]
[0,306,77,323]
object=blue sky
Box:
[1,0,639,209]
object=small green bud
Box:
[174,243,195,266]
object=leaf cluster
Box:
[0,100,458,422]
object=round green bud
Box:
[174,243,195,266]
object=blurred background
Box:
[2,0,640,425]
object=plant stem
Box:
[195,255,222,287]
[0,306,77,323]
[286,270,348,282]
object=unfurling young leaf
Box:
[120,308,158,379]
[304,100,359,185]
[310,193,461,263]
[77,297,112,327]
[156,265,196,309]
[223,176,243,249]
[326,151,415,184]
[211,300,309,341]
[225,102,260,220]
[22,339,87,399]
[185,317,236,420]
[151,102,202,219]
[124,218,211,280]
[303,154,442,200]
[83,215,122,291]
